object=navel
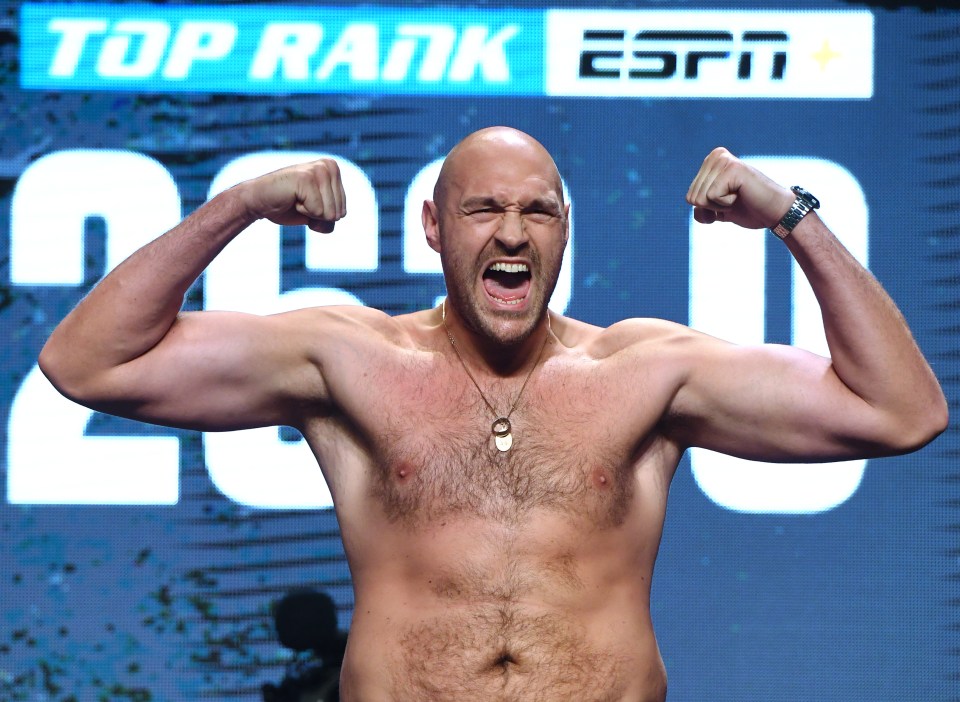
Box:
[491,650,518,672]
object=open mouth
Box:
[482,262,532,306]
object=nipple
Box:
[592,468,611,489]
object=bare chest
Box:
[356,355,659,528]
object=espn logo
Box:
[579,29,787,81]
[546,10,873,98]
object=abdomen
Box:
[341,599,666,702]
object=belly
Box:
[340,599,667,702]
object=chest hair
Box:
[369,376,636,528]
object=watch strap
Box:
[771,186,820,239]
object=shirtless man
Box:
[39,126,947,701]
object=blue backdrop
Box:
[1,1,957,699]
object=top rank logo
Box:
[20,3,544,95]
[545,10,873,99]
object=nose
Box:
[495,210,528,251]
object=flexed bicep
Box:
[676,149,946,459]
[47,309,328,432]
[39,155,356,431]
[663,333,909,463]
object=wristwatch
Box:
[771,186,820,239]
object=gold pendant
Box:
[492,417,513,452]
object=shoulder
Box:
[553,315,705,360]
[270,304,438,355]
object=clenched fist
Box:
[237,158,347,233]
[686,148,795,231]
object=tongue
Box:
[483,273,531,302]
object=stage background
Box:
[1,0,958,699]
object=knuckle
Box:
[316,158,340,178]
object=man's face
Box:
[429,136,569,347]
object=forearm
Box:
[40,185,255,391]
[783,212,947,443]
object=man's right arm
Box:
[38,159,347,431]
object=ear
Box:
[422,199,442,253]
[563,203,571,245]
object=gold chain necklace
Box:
[441,300,551,452]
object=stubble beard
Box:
[442,247,563,349]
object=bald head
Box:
[421,126,569,346]
[433,127,564,210]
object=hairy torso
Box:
[301,314,684,701]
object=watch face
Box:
[791,186,821,209]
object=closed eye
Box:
[467,208,501,222]
[522,208,561,224]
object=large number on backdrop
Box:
[688,157,869,513]
[8,150,183,504]
[8,150,862,512]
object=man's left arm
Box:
[668,147,948,461]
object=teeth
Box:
[489,262,529,274]
[492,296,524,305]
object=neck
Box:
[441,301,552,376]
